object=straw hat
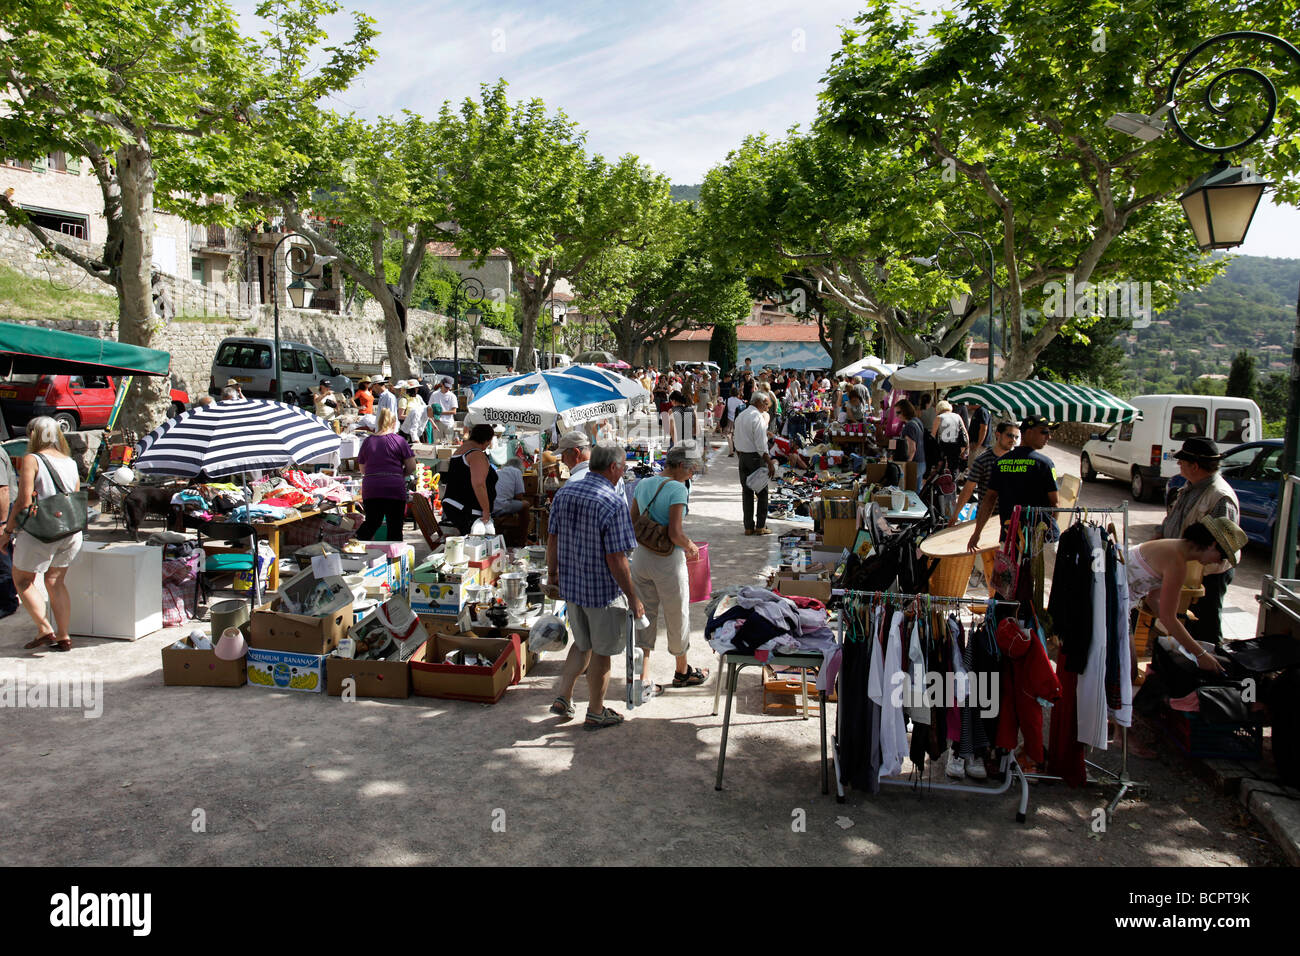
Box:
[1199,516,1248,567]
[920,520,1001,557]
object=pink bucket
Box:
[686,541,711,604]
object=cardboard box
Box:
[161,642,247,687]
[822,516,858,549]
[418,612,466,636]
[350,596,428,662]
[862,461,917,489]
[410,634,521,704]
[364,541,406,560]
[468,623,538,677]
[276,567,353,617]
[326,647,417,699]
[410,573,480,615]
[250,601,352,655]
[774,577,833,603]
[246,647,326,692]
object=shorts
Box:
[14,530,83,574]
[567,593,630,657]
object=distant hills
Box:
[670,183,701,203]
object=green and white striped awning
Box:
[945,380,1141,425]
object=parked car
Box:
[1163,438,1289,549]
[421,358,485,389]
[1080,394,1261,502]
[210,337,352,406]
[0,373,190,434]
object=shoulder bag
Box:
[18,454,88,542]
[633,478,675,555]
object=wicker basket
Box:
[929,552,976,599]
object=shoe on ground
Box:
[745,529,755,535]
[641,681,664,704]
[584,707,625,731]
[672,666,709,688]
[965,756,988,780]
[550,696,575,720]
[755,528,772,535]
[946,756,965,779]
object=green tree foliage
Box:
[806,0,1296,377]
[1259,371,1290,422]
[1226,349,1259,400]
[0,0,375,430]
[572,202,751,364]
[431,82,672,371]
[710,322,738,372]
[1034,312,1130,390]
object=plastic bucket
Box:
[686,541,711,604]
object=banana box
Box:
[246,648,327,693]
[410,568,480,615]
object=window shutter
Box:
[32,154,47,173]
[67,155,81,175]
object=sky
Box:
[234,0,1300,260]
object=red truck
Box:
[0,373,189,433]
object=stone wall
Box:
[0,222,115,297]
[1053,422,1109,449]
[13,308,509,398]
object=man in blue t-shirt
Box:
[966,415,1059,551]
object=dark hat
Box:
[1173,437,1223,462]
[319,378,333,388]
[1019,415,1055,431]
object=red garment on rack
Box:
[1047,650,1088,786]
[994,618,1062,763]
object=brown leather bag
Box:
[633,479,675,555]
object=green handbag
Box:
[17,454,88,543]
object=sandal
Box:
[672,666,710,688]
[24,633,55,650]
[550,696,575,720]
[583,707,625,731]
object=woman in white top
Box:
[933,400,969,472]
[6,417,83,652]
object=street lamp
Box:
[448,275,485,379]
[913,229,998,382]
[544,298,567,369]
[1118,30,1300,576]
[270,234,336,404]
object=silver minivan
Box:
[210,337,354,406]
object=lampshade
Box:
[465,304,483,328]
[286,277,315,309]
[1178,163,1272,251]
[950,292,972,317]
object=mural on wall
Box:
[737,341,830,369]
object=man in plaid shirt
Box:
[546,441,645,730]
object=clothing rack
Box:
[1012,503,1146,818]
[831,588,1033,822]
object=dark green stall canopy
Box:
[0,321,171,377]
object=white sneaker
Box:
[946,756,965,779]
[965,756,988,781]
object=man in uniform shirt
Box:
[966,415,1059,551]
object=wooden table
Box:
[254,503,356,592]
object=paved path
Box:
[0,439,1284,865]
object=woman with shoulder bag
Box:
[629,444,708,700]
[10,417,85,652]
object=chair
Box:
[408,493,445,552]
[194,520,262,615]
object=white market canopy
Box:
[836,355,896,378]
[946,380,1142,425]
[888,355,989,390]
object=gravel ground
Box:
[0,436,1284,865]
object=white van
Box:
[1080,394,1261,501]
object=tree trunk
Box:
[517,290,540,372]
[380,293,414,381]
[114,142,172,436]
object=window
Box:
[218,343,272,369]
[68,375,84,390]
[46,152,67,172]
[1169,406,1207,440]
[281,349,312,374]
[1118,421,1134,442]
[84,375,110,389]
[18,205,87,240]
[1257,448,1284,482]
[192,258,206,284]
[314,354,333,377]
[1215,408,1251,445]
[5,158,33,170]
[1220,446,1260,479]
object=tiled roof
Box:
[672,325,822,343]
[427,241,508,258]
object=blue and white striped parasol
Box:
[468,369,630,429]
[133,399,342,478]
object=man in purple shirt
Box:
[546,441,645,730]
